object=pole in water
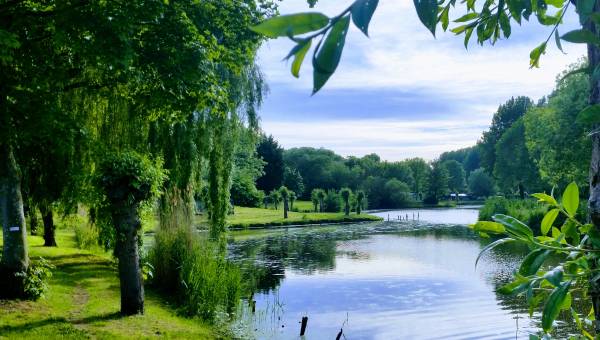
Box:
[336,329,343,340]
[251,300,256,313]
[300,316,308,336]
[387,214,389,221]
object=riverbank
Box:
[222,206,382,229]
[0,230,220,339]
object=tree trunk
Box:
[518,183,525,200]
[40,204,57,247]
[0,143,29,298]
[357,201,362,215]
[319,199,324,212]
[344,200,350,216]
[113,204,144,315]
[587,5,600,331]
[283,198,288,219]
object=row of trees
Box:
[0,0,275,316]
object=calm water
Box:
[228,207,577,339]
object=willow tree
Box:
[279,186,290,218]
[252,0,600,334]
[340,187,352,216]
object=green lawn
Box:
[224,206,381,229]
[0,229,219,339]
[292,200,315,212]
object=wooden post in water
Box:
[251,300,256,313]
[336,329,343,340]
[300,316,308,336]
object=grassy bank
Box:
[224,206,382,229]
[0,230,219,339]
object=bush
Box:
[323,189,341,212]
[74,224,100,250]
[479,197,547,234]
[14,257,54,300]
[230,176,264,207]
[148,228,242,321]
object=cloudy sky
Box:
[256,0,586,161]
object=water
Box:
[228,207,577,339]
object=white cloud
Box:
[262,118,489,161]
[256,0,587,160]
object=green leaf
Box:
[413,0,438,36]
[493,214,534,240]
[519,248,551,276]
[577,104,600,124]
[290,39,312,78]
[475,238,515,268]
[531,193,558,206]
[561,29,600,46]
[312,15,351,94]
[498,276,530,295]
[562,182,579,217]
[543,266,564,286]
[499,11,511,38]
[464,27,474,48]
[351,0,379,37]
[541,208,560,236]
[470,221,506,234]
[439,6,450,31]
[506,0,524,23]
[542,280,572,332]
[555,29,564,53]
[529,42,546,68]
[450,25,468,34]
[251,13,330,38]
[454,12,479,22]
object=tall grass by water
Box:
[147,228,242,321]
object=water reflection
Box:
[228,211,578,339]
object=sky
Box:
[256,0,586,161]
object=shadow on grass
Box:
[0,312,123,335]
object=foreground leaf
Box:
[562,182,579,217]
[541,209,560,236]
[519,248,551,276]
[251,13,330,38]
[476,238,515,268]
[493,214,534,240]
[351,0,379,37]
[542,280,572,332]
[313,15,350,93]
[413,0,438,36]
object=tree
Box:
[340,188,352,216]
[316,189,326,212]
[355,191,365,215]
[311,189,320,212]
[289,191,297,211]
[252,0,600,332]
[382,179,412,208]
[468,168,496,198]
[523,63,591,189]
[256,135,284,193]
[479,97,533,174]
[96,151,165,315]
[279,186,290,219]
[405,158,430,200]
[283,166,305,197]
[425,161,449,204]
[269,190,282,210]
[443,160,466,196]
[494,118,546,197]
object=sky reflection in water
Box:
[228,208,575,339]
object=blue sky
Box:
[256,0,586,161]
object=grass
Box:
[0,229,220,339]
[224,206,382,229]
[291,200,315,212]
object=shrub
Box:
[148,228,242,321]
[14,257,54,300]
[74,224,100,250]
[230,176,264,207]
[323,189,341,212]
[479,197,547,234]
